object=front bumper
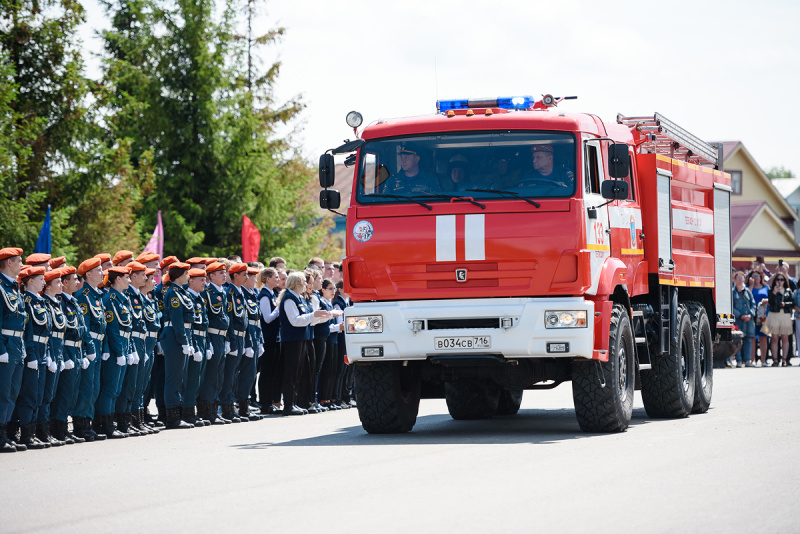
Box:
[344,297,594,362]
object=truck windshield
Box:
[356,132,576,204]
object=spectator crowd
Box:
[731,258,800,368]
[0,247,353,453]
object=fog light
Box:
[411,320,424,333]
[362,346,383,358]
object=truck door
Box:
[584,138,610,296]
[608,145,644,281]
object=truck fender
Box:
[586,258,629,362]
[594,257,629,298]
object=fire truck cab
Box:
[319,96,733,434]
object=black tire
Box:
[354,363,421,434]
[686,301,713,413]
[571,303,635,432]
[445,381,501,420]
[641,303,696,418]
[495,389,523,416]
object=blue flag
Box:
[33,205,51,254]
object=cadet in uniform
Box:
[182,268,209,427]
[160,262,195,429]
[149,255,178,425]
[257,267,282,414]
[26,253,52,271]
[73,258,107,441]
[236,267,263,421]
[38,268,67,446]
[15,266,50,449]
[98,265,133,439]
[0,248,27,452]
[219,263,249,422]
[116,261,147,436]
[51,266,91,444]
[134,268,160,434]
[197,261,229,425]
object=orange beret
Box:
[108,266,131,275]
[145,268,156,276]
[112,250,133,265]
[247,267,259,275]
[159,256,178,270]
[26,253,51,265]
[136,252,160,264]
[170,262,190,271]
[60,266,76,276]
[44,268,64,283]
[188,268,206,278]
[228,263,247,275]
[49,256,66,269]
[186,257,205,265]
[19,266,45,281]
[94,253,112,263]
[203,258,217,265]
[0,247,23,261]
[77,257,102,276]
[206,262,226,274]
[127,261,146,273]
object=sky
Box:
[78,0,800,175]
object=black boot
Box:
[165,407,193,429]
[66,419,85,443]
[6,421,26,451]
[103,414,127,439]
[140,408,159,434]
[221,403,241,423]
[131,411,150,435]
[50,420,74,445]
[72,417,95,442]
[213,402,231,424]
[124,412,142,436]
[0,425,17,453]
[154,407,166,428]
[115,413,131,437]
[181,406,198,427]
[236,400,251,422]
[91,417,107,441]
[37,422,64,447]
[21,423,47,449]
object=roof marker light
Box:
[436,95,535,112]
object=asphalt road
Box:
[3,366,800,534]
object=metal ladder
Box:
[617,112,720,169]
[631,308,651,371]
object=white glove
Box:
[126,353,134,365]
[144,354,150,364]
[193,351,203,362]
[116,355,126,366]
[182,344,193,355]
[132,352,140,365]
[206,348,213,360]
[59,360,65,372]
[0,353,8,363]
[48,360,58,373]
[27,359,38,370]
[102,352,110,361]
[46,355,54,367]
[65,360,75,370]
[225,341,231,354]
[244,347,254,358]
[157,342,163,355]
[81,358,90,370]
[258,344,264,357]
[87,351,96,361]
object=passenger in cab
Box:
[518,144,574,193]
[379,144,436,195]
[445,155,470,192]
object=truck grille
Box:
[426,318,501,330]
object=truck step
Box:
[635,336,647,344]
[631,310,644,317]
[638,363,652,371]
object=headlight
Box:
[346,315,383,334]
[544,310,587,329]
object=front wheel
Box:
[354,363,421,434]
[495,389,523,416]
[686,302,713,413]
[445,381,501,420]
[571,303,635,432]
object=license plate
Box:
[434,336,491,350]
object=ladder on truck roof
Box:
[616,112,721,169]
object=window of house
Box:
[729,170,742,195]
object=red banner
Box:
[241,214,261,263]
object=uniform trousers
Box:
[312,336,328,403]
[198,333,226,405]
[134,335,156,410]
[258,340,282,405]
[15,343,48,425]
[219,332,245,404]
[74,337,103,419]
[116,337,145,413]
[97,353,126,417]
[181,335,207,408]
[234,348,258,402]
[37,364,61,424]
[51,345,81,422]
[281,339,309,409]
[0,336,25,424]
[161,331,189,409]
[318,339,338,401]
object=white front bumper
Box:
[344,297,594,362]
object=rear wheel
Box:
[571,303,634,432]
[445,381,501,420]
[641,303,696,418]
[686,302,713,413]
[354,363,421,434]
[495,389,524,416]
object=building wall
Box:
[727,149,795,219]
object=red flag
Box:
[242,214,261,263]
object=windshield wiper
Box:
[415,193,486,210]
[466,189,540,208]
[366,193,433,210]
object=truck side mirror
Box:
[320,189,341,210]
[608,143,630,179]
[319,153,335,188]
[600,179,629,200]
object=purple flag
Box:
[143,210,164,258]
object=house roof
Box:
[731,201,764,245]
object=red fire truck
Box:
[319,96,734,433]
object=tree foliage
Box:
[767,166,795,180]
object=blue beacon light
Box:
[436,96,534,112]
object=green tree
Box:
[767,166,795,179]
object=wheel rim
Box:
[618,342,628,403]
[681,332,690,392]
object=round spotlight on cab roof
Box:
[346,111,363,129]
[542,94,555,107]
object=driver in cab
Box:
[379,144,436,195]
[518,144,574,193]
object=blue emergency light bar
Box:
[437,96,535,112]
